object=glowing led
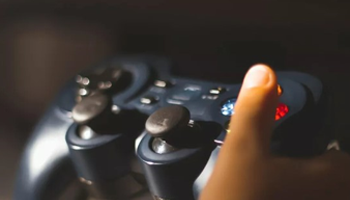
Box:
[275,103,289,120]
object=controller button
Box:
[76,75,90,86]
[209,87,226,95]
[154,80,171,88]
[202,95,218,100]
[275,103,289,120]
[76,67,132,95]
[97,81,112,90]
[93,68,131,92]
[140,96,157,105]
[221,98,237,116]
[184,85,201,91]
[168,85,202,102]
[78,88,90,97]
[225,120,231,133]
[277,85,283,96]
[166,99,184,105]
[75,88,91,102]
[171,94,191,101]
[145,105,190,139]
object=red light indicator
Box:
[275,103,289,120]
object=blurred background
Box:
[1,1,350,199]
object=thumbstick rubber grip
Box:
[145,105,190,139]
[72,93,112,125]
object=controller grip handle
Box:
[13,107,76,200]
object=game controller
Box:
[13,55,331,200]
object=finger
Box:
[199,64,279,200]
[223,64,279,156]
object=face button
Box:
[225,120,231,133]
[277,85,283,96]
[221,98,237,116]
[140,96,158,105]
[209,87,226,95]
[145,105,190,139]
[275,103,289,120]
[154,80,171,88]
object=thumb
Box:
[222,64,279,157]
[199,64,279,200]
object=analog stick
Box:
[145,105,199,153]
[72,93,114,135]
[146,105,190,140]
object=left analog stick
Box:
[72,93,113,132]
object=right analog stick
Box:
[145,105,200,153]
[145,105,190,141]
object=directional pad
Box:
[75,67,132,100]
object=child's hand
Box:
[200,64,350,200]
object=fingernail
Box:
[243,64,271,89]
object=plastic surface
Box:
[13,55,330,200]
[13,106,75,200]
[13,55,171,200]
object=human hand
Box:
[200,64,350,200]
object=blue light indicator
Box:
[221,98,237,116]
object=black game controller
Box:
[13,55,331,200]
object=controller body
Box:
[136,68,330,200]
[13,55,171,200]
[13,55,330,200]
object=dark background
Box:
[1,1,350,199]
